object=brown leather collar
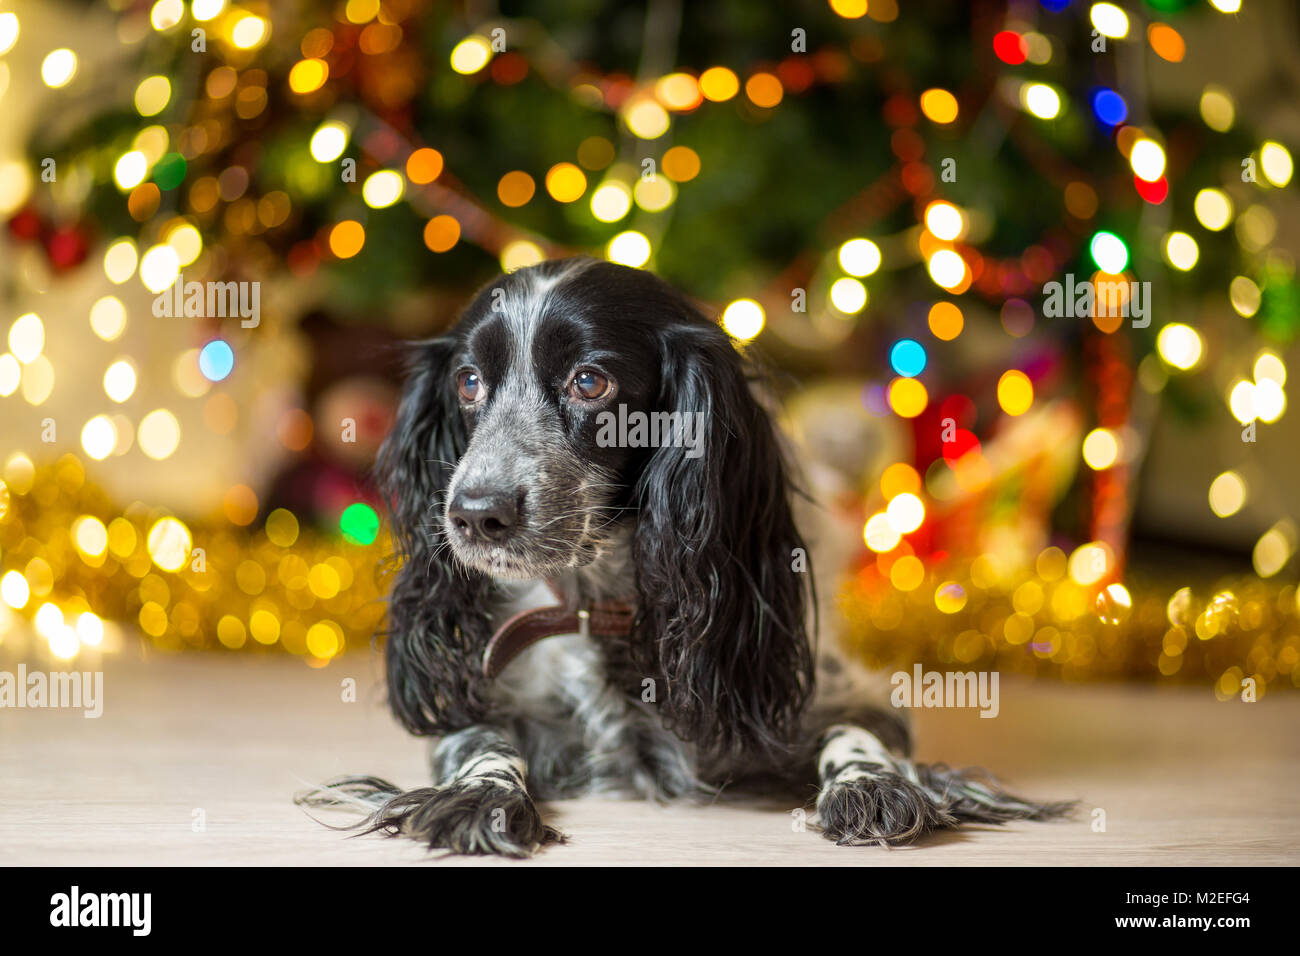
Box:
[482,584,636,679]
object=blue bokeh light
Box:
[890,339,927,378]
[1091,88,1128,128]
[198,339,235,382]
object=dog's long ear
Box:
[632,322,815,762]
[377,337,494,735]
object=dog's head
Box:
[379,257,813,757]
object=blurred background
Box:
[0,0,1297,696]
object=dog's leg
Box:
[814,723,1074,847]
[298,726,562,857]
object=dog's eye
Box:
[457,370,484,403]
[568,369,611,401]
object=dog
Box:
[298,257,1072,855]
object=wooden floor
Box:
[1,650,1296,866]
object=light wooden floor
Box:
[1,650,1296,866]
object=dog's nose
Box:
[448,488,520,543]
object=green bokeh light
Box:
[339,502,379,545]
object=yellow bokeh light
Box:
[0,354,19,397]
[1155,323,1203,370]
[888,377,928,418]
[829,277,868,315]
[1228,379,1257,424]
[20,356,54,406]
[1254,352,1286,387]
[606,231,651,268]
[1090,3,1129,38]
[80,415,117,460]
[590,180,633,222]
[139,244,180,293]
[306,621,342,658]
[1194,188,1232,231]
[633,175,676,212]
[624,98,671,139]
[362,170,404,208]
[838,238,881,277]
[147,517,192,572]
[927,249,966,289]
[1,571,30,610]
[8,313,44,364]
[863,512,901,553]
[309,121,349,163]
[881,462,921,500]
[103,359,137,403]
[450,36,492,74]
[138,408,181,459]
[165,223,203,266]
[1253,525,1293,578]
[924,202,964,241]
[500,240,544,273]
[1069,541,1113,586]
[72,515,108,558]
[1229,276,1260,317]
[150,0,183,30]
[721,299,765,342]
[655,73,701,111]
[114,150,148,190]
[192,0,227,22]
[1209,471,1246,518]
[230,15,269,50]
[135,75,172,116]
[890,555,926,592]
[1163,232,1198,271]
[41,49,78,88]
[1260,141,1294,187]
[1254,379,1286,424]
[919,88,958,124]
[0,13,18,56]
[289,58,330,95]
[886,492,925,534]
[699,67,739,102]
[545,162,588,202]
[90,296,128,341]
[76,612,104,646]
[1081,427,1120,470]
[997,370,1034,416]
[1199,86,1235,132]
[103,239,139,284]
[1129,139,1165,182]
[1021,83,1061,119]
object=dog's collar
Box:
[482,582,636,679]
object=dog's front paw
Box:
[362,780,563,857]
[816,771,955,847]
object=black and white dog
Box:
[299,257,1071,855]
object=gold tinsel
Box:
[3,453,1298,696]
[841,554,1300,698]
[0,454,386,663]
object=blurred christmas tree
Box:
[2,0,1297,685]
